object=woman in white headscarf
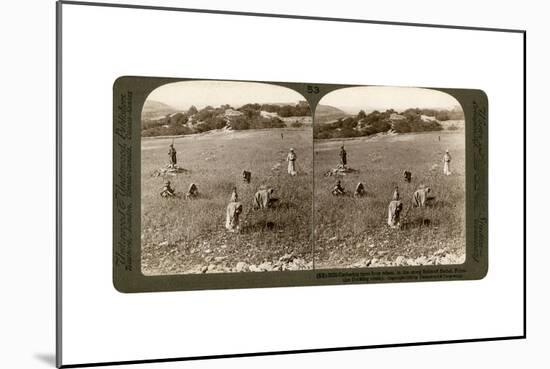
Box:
[287,148,297,176]
[443,149,452,176]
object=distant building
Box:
[420,114,437,122]
[224,109,243,117]
[390,113,406,121]
[260,110,279,119]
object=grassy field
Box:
[141,128,313,275]
[313,130,466,268]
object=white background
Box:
[61,3,523,366]
[1,1,546,369]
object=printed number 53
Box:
[307,85,320,94]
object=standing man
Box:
[443,149,452,176]
[168,143,177,168]
[287,148,297,176]
[339,145,347,167]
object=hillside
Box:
[141,100,178,120]
[314,104,350,124]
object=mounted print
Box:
[58,2,524,366]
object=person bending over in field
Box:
[254,187,278,209]
[230,186,238,202]
[160,180,176,198]
[354,182,366,197]
[185,183,198,199]
[412,186,433,207]
[443,149,452,176]
[392,185,400,201]
[287,148,297,176]
[168,144,177,168]
[339,145,347,167]
[331,180,345,196]
[403,170,412,183]
[387,199,403,229]
[225,201,243,233]
[242,170,251,183]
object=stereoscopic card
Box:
[113,77,488,293]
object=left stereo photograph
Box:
[114,77,316,292]
[140,80,314,275]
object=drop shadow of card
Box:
[34,353,56,366]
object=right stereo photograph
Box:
[314,86,467,270]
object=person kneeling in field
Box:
[254,187,278,209]
[185,183,199,199]
[412,186,433,207]
[225,201,243,232]
[354,182,366,197]
[160,180,176,198]
[387,199,403,229]
[331,180,345,196]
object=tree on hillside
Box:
[168,112,188,127]
[278,105,294,117]
[341,117,357,129]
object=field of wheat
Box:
[313,130,466,269]
[141,128,313,275]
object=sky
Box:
[319,86,462,114]
[146,80,304,110]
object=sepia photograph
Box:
[140,80,313,275]
[313,86,466,269]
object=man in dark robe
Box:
[339,145,347,166]
[168,144,177,168]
